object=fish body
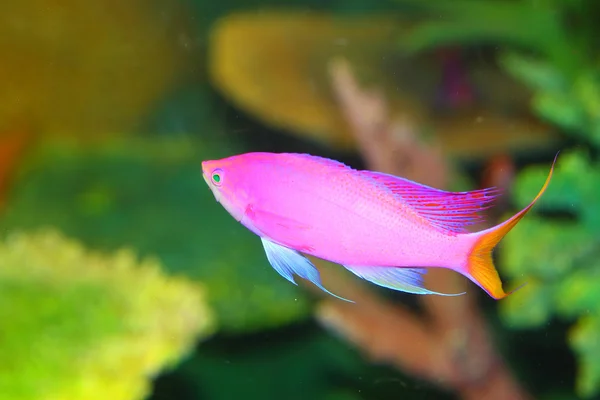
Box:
[201,152,557,301]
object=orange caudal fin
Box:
[463,152,559,300]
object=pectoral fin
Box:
[244,205,314,251]
[261,238,352,302]
[343,265,465,296]
[246,205,311,231]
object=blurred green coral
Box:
[499,150,600,398]
[396,0,565,57]
[490,5,600,396]
[0,137,312,334]
[393,0,600,396]
[0,228,214,400]
[501,53,600,147]
[396,0,600,149]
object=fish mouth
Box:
[202,171,210,186]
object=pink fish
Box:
[201,152,557,302]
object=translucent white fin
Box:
[343,265,465,296]
[261,238,353,302]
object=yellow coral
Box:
[209,11,412,149]
[0,229,215,400]
[208,11,560,158]
[0,0,194,138]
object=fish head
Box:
[201,155,252,222]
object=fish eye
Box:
[211,169,223,186]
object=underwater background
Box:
[0,0,598,399]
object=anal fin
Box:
[343,265,465,296]
[261,238,352,302]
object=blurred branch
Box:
[329,58,447,189]
[309,57,530,400]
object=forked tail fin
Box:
[463,152,559,300]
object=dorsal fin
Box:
[360,170,501,233]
